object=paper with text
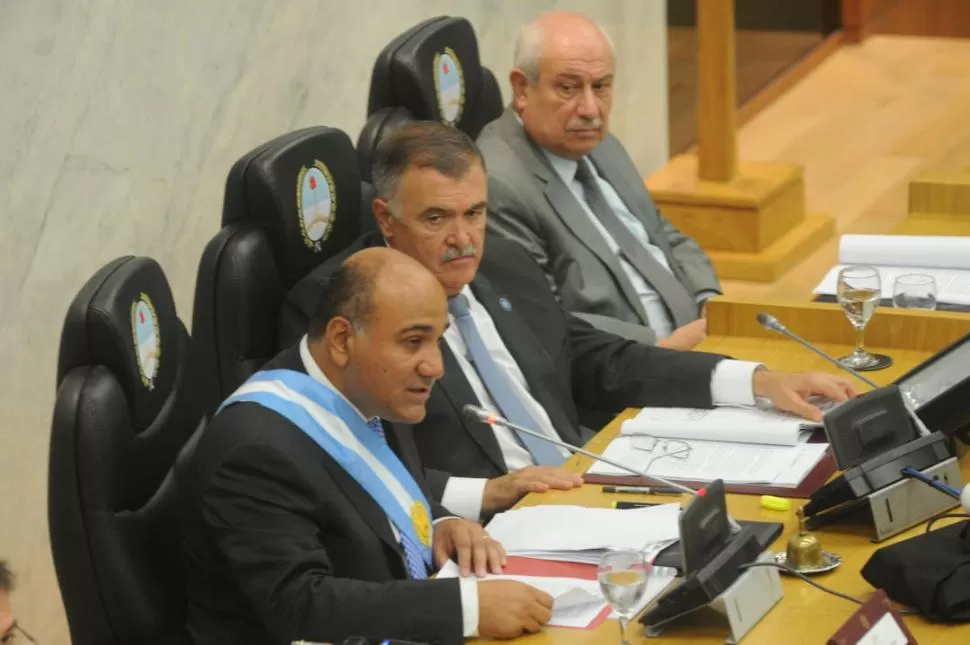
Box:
[620,406,817,446]
[587,435,829,486]
[437,561,677,628]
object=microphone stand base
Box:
[807,457,963,542]
[834,352,893,372]
[642,552,783,644]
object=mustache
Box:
[569,116,603,130]
[441,245,478,262]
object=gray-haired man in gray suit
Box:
[478,11,718,351]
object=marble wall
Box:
[0,0,668,640]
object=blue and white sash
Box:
[218,369,433,576]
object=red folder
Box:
[826,589,918,644]
[582,447,837,498]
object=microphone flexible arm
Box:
[756,313,878,389]
[462,404,743,532]
[756,312,931,436]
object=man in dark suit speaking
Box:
[280,123,855,523]
[180,248,553,645]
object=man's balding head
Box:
[309,247,447,423]
[511,11,615,160]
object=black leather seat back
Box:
[50,256,202,645]
[365,16,502,140]
[193,127,363,415]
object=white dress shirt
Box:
[438,287,761,522]
[543,150,718,339]
[299,337,479,637]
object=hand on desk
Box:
[657,318,707,351]
[433,518,506,577]
[482,466,584,514]
[478,580,554,639]
[753,370,858,422]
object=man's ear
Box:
[510,68,531,108]
[373,198,396,239]
[325,316,355,368]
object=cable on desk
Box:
[925,513,969,534]
[738,562,920,616]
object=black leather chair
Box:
[49,256,203,645]
[192,126,364,416]
[358,16,503,183]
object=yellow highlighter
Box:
[760,495,791,512]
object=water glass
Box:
[892,273,938,310]
[598,549,650,645]
[836,265,882,369]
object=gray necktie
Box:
[448,294,565,467]
[574,160,698,328]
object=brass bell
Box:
[786,508,824,570]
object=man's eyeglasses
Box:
[1,623,37,645]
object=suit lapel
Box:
[436,341,507,472]
[494,108,649,322]
[278,345,405,561]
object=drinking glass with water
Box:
[598,549,650,645]
[893,273,938,310]
[836,265,883,369]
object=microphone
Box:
[756,312,932,436]
[461,404,742,532]
[756,313,878,389]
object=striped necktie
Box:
[448,294,565,467]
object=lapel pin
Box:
[499,297,512,312]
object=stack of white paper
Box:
[620,405,819,446]
[484,504,680,565]
[437,560,677,628]
[587,435,830,487]
[813,234,970,304]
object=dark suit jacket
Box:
[178,345,464,645]
[280,232,726,501]
[478,107,721,345]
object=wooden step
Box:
[706,213,836,282]
[908,172,970,215]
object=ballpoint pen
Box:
[602,485,683,496]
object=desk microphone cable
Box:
[738,562,921,616]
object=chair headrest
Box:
[222,126,362,288]
[57,257,182,431]
[367,17,489,138]
[356,106,419,183]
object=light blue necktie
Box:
[448,294,565,467]
[368,418,428,579]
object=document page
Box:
[587,436,829,486]
[620,406,815,446]
[814,264,970,303]
[840,234,970,270]
[813,234,970,303]
[484,503,680,555]
[437,561,677,629]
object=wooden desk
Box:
[470,300,970,645]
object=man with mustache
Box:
[478,11,716,351]
[280,122,856,522]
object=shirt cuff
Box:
[440,477,487,522]
[458,576,480,637]
[694,289,721,303]
[710,360,763,407]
